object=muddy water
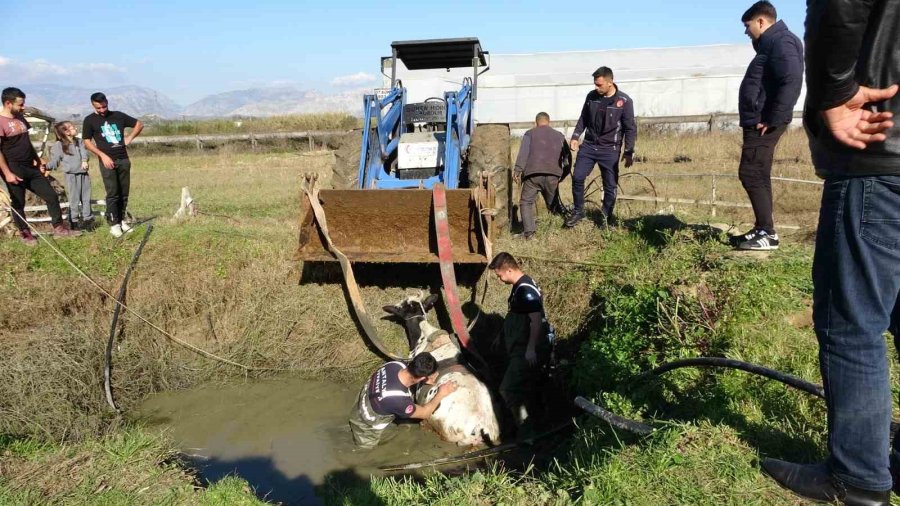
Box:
[136,377,469,505]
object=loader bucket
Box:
[297,189,492,264]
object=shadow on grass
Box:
[621,214,728,249]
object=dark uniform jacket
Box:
[804,0,900,177]
[571,87,637,154]
[514,125,571,178]
[738,20,804,128]
[504,275,545,354]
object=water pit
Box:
[137,377,471,505]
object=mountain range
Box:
[19,84,364,120]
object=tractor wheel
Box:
[326,130,363,190]
[467,124,512,233]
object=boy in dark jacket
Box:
[731,1,803,250]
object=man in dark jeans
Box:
[731,1,803,251]
[514,112,570,239]
[565,66,636,228]
[0,87,80,245]
[760,1,899,504]
[82,92,143,238]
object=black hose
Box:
[636,357,825,399]
[575,396,654,436]
[104,224,154,411]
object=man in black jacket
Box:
[514,112,570,239]
[565,67,636,228]
[759,1,899,504]
[731,1,804,251]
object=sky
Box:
[2,0,807,105]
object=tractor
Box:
[298,37,511,265]
[296,37,511,359]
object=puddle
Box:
[136,377,470,505]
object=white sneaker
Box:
[110,224,123,238]
[121,222,134,234]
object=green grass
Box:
[0,430,268,505]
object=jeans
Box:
[100,158,131,225]
[572,143,620,217]
[813,175,900,491]
[519,174,560,235]
[738,126,785,234]
[4,162,63,229]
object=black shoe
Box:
[564,212,584,228]
[761,458,890,505]
[729,228,760,247]
[738,230,779,251]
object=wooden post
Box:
[195,137,203,151]
[174,187,196,219]
[308,135,313,151]
[251,134,258,150]
[711,174,718,217]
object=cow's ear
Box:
[423,293,440,311]
[383,305,403,317]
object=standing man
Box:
[731,1,804,251]
[349,352,457,449]
[82,92,143,238]
[565,66,636,228]
[0,87,80,244]
[490,252,550,442]
[760,1,899,504]
[514,112,571,240]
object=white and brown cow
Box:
[383,293,500,447]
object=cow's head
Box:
[383,292,440,353]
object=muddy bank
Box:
[136,377,469,505]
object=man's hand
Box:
[39,164,49,177]
[822,84,898,150]
[81,160,89,170]
[756,123,769,136]
[100,154,115,169]
[513,171,523,185]
[569,139,580,151]
[623,152,634,168]
[437,381,458,397]
[525,344,538,366]
[3,172,22,184]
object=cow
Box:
[383,293,501,447]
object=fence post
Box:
[251,134,258,150]
[711,174,718,217]
[195,137,203,152]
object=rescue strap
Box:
[301,177,404,361]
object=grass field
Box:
[2,128,890,505]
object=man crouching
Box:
[349,352,457,449]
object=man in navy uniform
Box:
[349,352,457,449]
[490,252,551,441]
[565,66,637,228]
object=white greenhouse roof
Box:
[384,44,805,124]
